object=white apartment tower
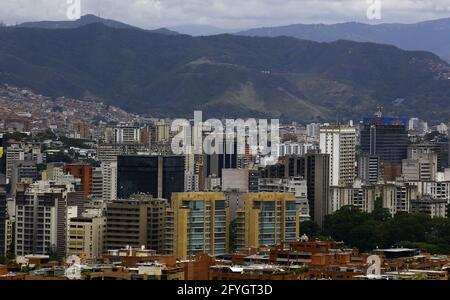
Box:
[6,144,25,183]
[14,180,82,258]
[320,125,356,187]
[101,162,117,201]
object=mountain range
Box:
[238,19,450,63]
[17,14,180,36]
[1,18,450,122]
[17,15,450,62]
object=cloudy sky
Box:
[1,0,450,30]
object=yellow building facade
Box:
[171,192,230,260]
[235,192,299,249]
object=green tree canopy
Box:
[323,205,450,254]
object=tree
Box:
[60,136,92,149]
[46,150,74,164]
[348,219,383,251]
[300,220,321,238]
[382,213,432,248]
[4,132,29,142]
[324,206,369,238]
[33,129,56,141]
[372,198,391,222]
[322,205,450,254]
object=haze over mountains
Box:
[14,14,450,62]
[1,16,450,121]
[238,18,450,63]
[168,25,233,36]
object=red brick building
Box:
[64,163,93,200]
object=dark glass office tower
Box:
[360,122,409,164]
[205,140,238,178]
[304,152,330,228]
[118,156,158,199]
[162,156,186,200]
[117,155,184,200]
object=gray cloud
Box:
[1,0,450,29]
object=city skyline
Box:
[2,0,450,286]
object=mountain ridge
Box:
[17,14,180,36]
[237,18,450,62]
[0,23,449,122]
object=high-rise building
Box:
[415,180,450,203]
[411,195,447,218]
[304,152,330,227]
[4,218,12,258]
[117,155,185,200]
[96,144,124,162]
[10,161,38,196]
[357,154,380,185]
[260,153,330,227]
[67,216,105,260]
[91,167,103,199]
[448,121,450,168]
[140,125,152,147]
[184,171,199,192]
[319,125,356,187]
[329,181,377,213]
[11,161,38,182]
[204,137,238,179]
[64,162,93,200]
[105,196,169,253]
[306,123,321,140]
[381,182,418,216]
[101,161,117,201]
[114,125,141,144]
[402,153,437,182]
[409,144,444,172]
[5,143,25,183]
[248,169,260,193]
[25,146,46,165]
[0,187,6,256]
[0,135,5,185]
[14,180,82,258]
[41,162,65,181]
[170,192,229,260]
[156,121,170,143]
[235,192,299,249]
[260,155,302,179]
[360,118,409,165]
[258,177,309,221]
